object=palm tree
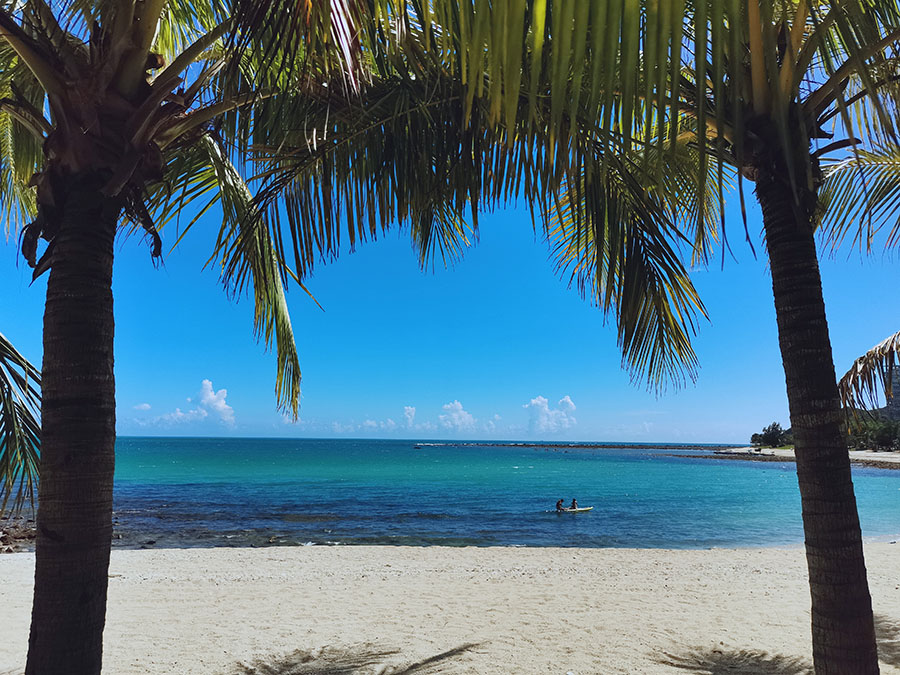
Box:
[0,331,40,515]
[534,3,897,672]
[0,1,369,671]
[1,3,714,673]
[253,3,900,672]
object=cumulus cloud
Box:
[439,400,475,432]
[403,406,416,428]
[160,407,208,424]
[482,413,502,433]
[362,418,399,431]
[142,379,235,427]
[524,395,577,433]
[200,379,234,426]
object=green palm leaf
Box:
[548,151,708,389]
[249,54,711,388]
[133,135,303,416]
[0,332,40,515]
[820,145,900,251]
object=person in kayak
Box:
[556,499,565,512]
[571,498,578,509]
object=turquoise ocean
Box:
[112,437,900,549]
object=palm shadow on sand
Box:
[658,648,812,674]
[659,616,900,675]
[876,613,900,668]
[229,642,480,675]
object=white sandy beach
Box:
[713,447,900,468]
[2,543,900,674]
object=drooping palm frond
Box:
[548,151,707,389]
[250,73,499,280]
[0,31,41,233]
[839,330,900,413]
[0,332,40,515]
[132,134,303,416]
[248,42,710,389]
[819,145,900,251]
[0,0,363,416]
[200,136,302,417]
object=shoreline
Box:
[434,441,740,451]
[675,447,900,471]
[2,543,899,674]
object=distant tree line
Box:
[845,416,900,451]
[752,417,900,451]
[750,422,793,448]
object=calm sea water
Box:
[112,437,900,549]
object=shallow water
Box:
[112,437,900,549]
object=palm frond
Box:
[137,134,302,416]
[0,332,40,515]
[839,330,900,412]
[249,73,509,280]
[819,144,900,251]
[548,152,706,389]
[0,35,42,235]
[200,136,301,416]
[249,49,710,389]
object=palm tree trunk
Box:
[25,175,121,675]
[756,172,878,674]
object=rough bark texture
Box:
[757,171,878,674]
[25,175,121,675]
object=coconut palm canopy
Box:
[246,2,900,673]
[0,2,716,672]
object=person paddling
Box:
[556,499,565,512]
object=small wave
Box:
[279,513,340,523]
[398,512,452,520]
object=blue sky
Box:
[1,196,897,443]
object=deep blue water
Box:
[111,437,900,549]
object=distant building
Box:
[880,368,900,421]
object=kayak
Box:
[558,506,593,513]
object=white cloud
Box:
[359,417,399,432]
[439,400,475,432]
[482,413,502,433]
[524,395,577,433]
[404,406,416,428]
[142,379,235,427]
[200,379,234,426]
[160,407,208,424]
